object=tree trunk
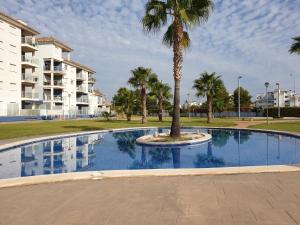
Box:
[207,96,213,123]
[127,113,132,121]
[158,96,163,122]
[170,18,183,138]
[141,87,147,124]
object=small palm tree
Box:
[193,72,222,123]
[128,67,158,124]
[150,81,172,122]
[290,36,300,55]
[113,87,138,121]
[142,0,214,137]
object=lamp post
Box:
[68,93,71,119]
[238,76,242,120]
[187,93,191,121]
[265,82,269,124]
[290,74,296,106]
[276,83,280,118]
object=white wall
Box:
[0,18,22,116]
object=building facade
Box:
[0,12,39,116]
[255,89,300,109]
[0,12,108,118]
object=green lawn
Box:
[249,121,300,133]
[0,117,236,140]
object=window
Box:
[0,60,3,70]
[9,25,18,36]
[9,44,17,54]
[9,63,17,73]
[64,64,68,70]
[10,83,17,91]
[0,20,4,30]
[0,81,3,90]
[0,40,3,50]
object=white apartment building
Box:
[0,12,108,118]
[255,89,300,109]
[0,12,40,116]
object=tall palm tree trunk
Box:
[170,18,183,138]
[207,95,213,123]
[141,87,147,124]
[158,96,163,122]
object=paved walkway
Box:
[1,172,300,225]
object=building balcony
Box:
[43,95,52,101]
[21,56,39,68]
[53,95,63,102]
[53,80,64,88]
[77,97,89,104]
[21,92,39,101]
[21,37,38,52]
[21,73,38,85]
[43,80,51,86]
[76,86,87,93]
[88,76,96,83]
[76,72,85,81]
[43,65,65,75]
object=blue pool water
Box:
[0,128,300,179]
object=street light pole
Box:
[276,83,280,118]
[265,82,270,124]
[290,74,296,106]
[238,76,242,120]
[187,93,191,121]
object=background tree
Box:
[142,0,214,137]
[233,87,252,111]
[193,72,223,123]
[289,36,300,55]
[113,88,138,121]
[150,81,172,122]
[212,81,230,112]
[128,67,158,124]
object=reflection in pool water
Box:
[0,128,299,179]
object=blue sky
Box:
[2,0,300,101]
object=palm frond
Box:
[290,36,300,54]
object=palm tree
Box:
[289,36,300,55]
[150,81,172,122]
[128,67,158,124]
[113,87,138,121]
[142,0,214,137]
[193,72,222,123]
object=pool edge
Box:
[1,165,300,188]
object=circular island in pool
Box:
[136,131,212,146]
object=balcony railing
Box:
[76,86,86,92]
[88,76,96,83]
[44,95,51,101]
[53,80,63,86]
[21,37,36,47]
[76,73,85,80]
[44,80,51,86]
[54,65,63,72]
[21,55,39,65]
[53,95,63,101]
[44,66,51,71]
[77,97,88,103]
[22,92,39,99]
[22,73,38,82]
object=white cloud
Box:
[1,0,300,101]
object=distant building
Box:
[181,101,202,110]
[255,89,300,109]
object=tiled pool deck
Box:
[1,172,300,225]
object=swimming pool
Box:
[0,128,299,179]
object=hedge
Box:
[265,107,300,117]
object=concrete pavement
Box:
[1,172,300,225]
